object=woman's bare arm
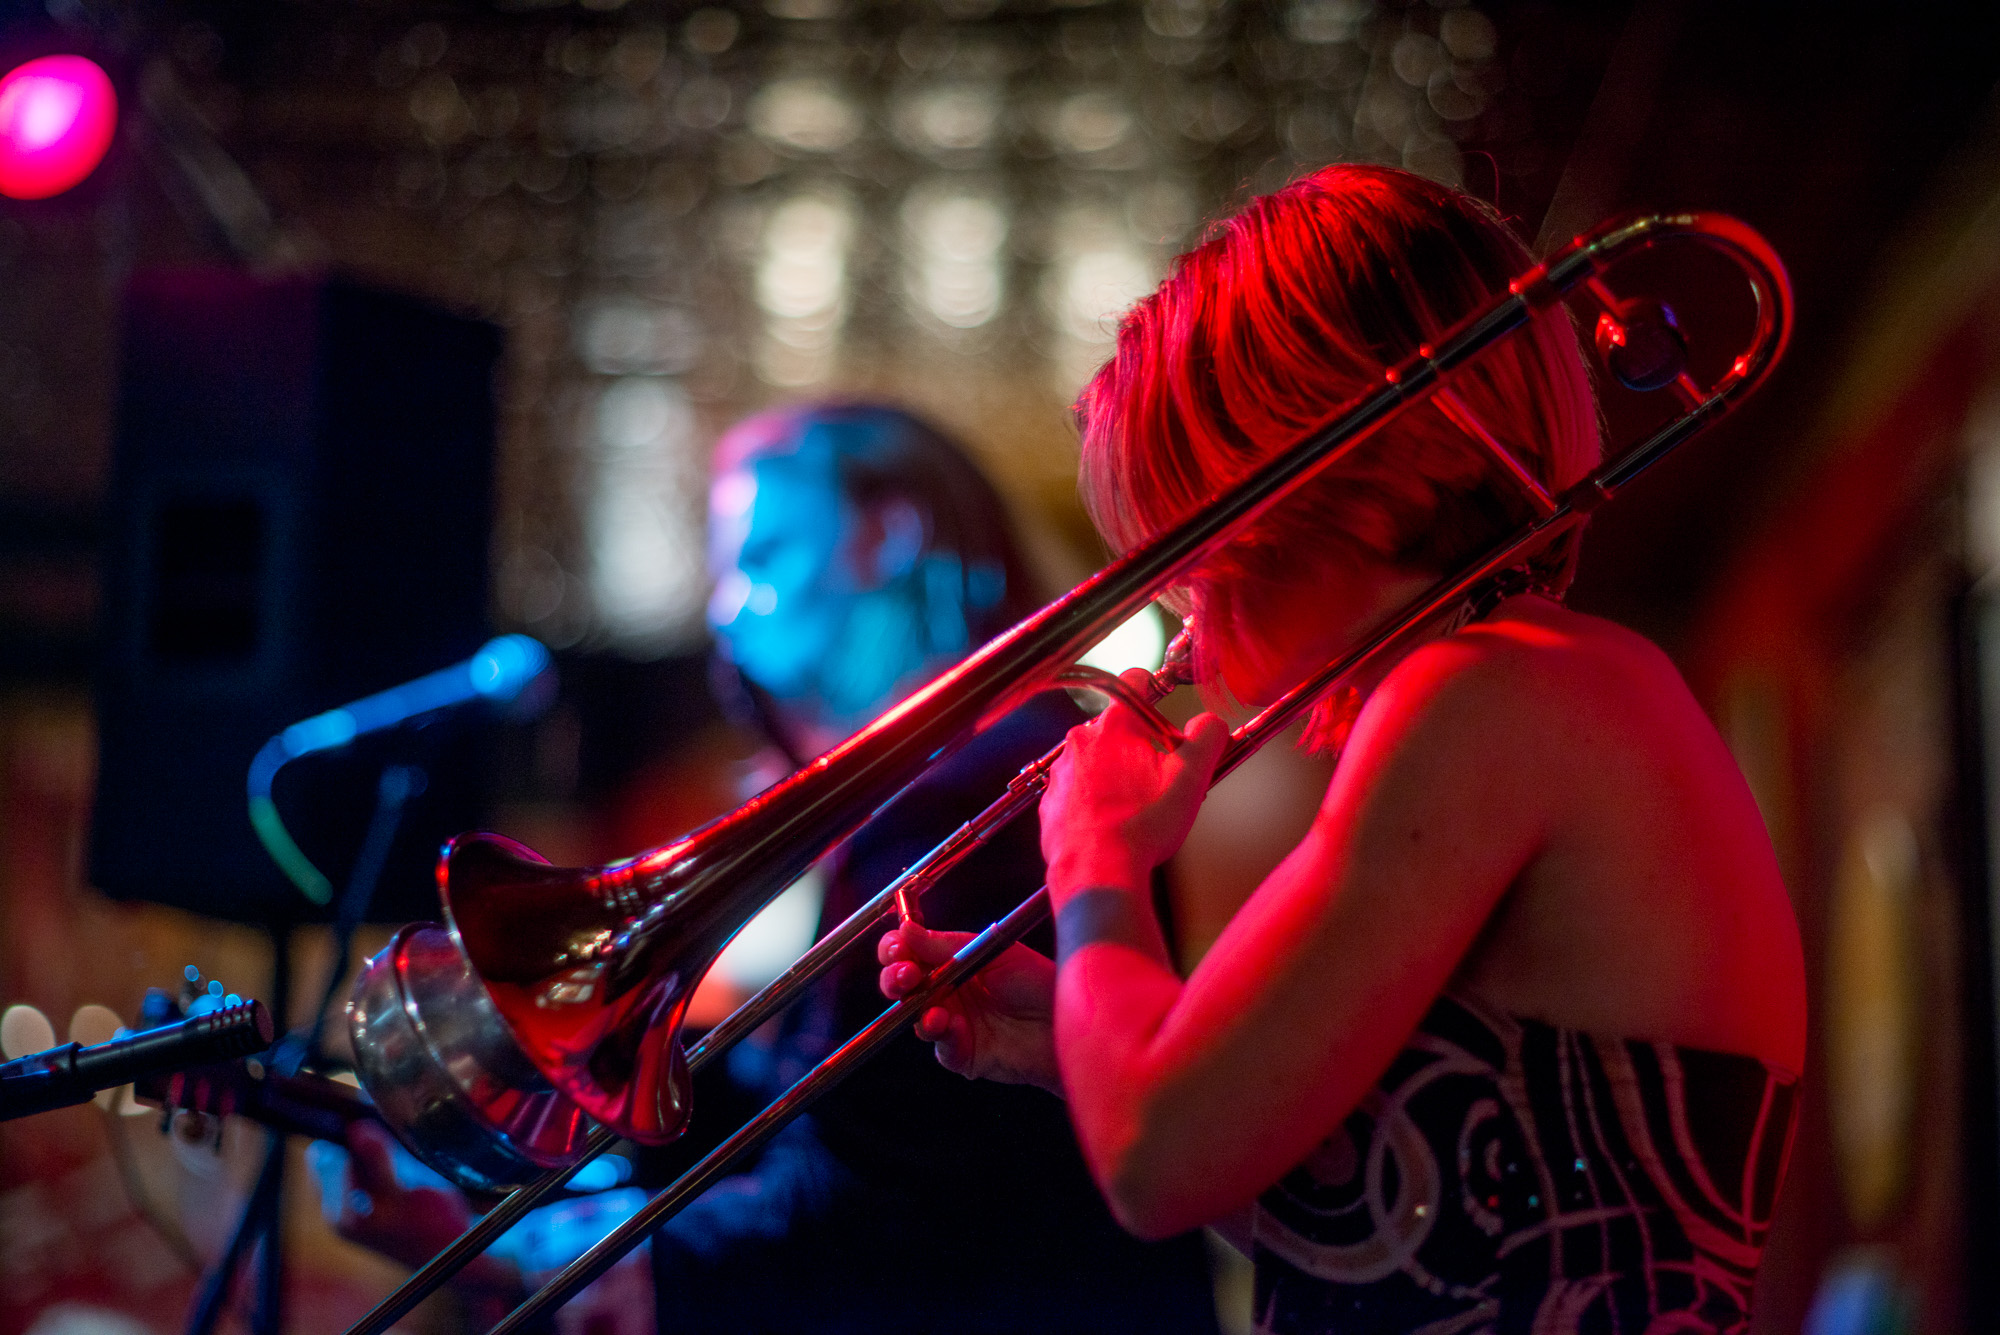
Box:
[886,606,1799,1237]
[1042,637,1544,1238]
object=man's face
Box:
[706,449,858,702]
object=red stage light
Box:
[0,55,118,201]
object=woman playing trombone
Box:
[882,164,1805,1334]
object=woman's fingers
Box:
[913,1002,974,1076]
[1181,711,1230,768]
[928,1009,974,1075]
[877,922,970,966]
[878,922,983,1001]
[878,925,1057,1085]
[915,1005,952,1041]
[880,960,923,997]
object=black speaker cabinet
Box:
[92,271,502,923]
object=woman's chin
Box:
[1222,662,1312,713]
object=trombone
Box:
[340,210,1792,1334]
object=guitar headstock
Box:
[128,970,377,1146]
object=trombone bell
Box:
[347,922,594,1190]
[438,830,714,1143]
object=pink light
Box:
[0,55,118,201]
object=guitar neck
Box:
[133,1061,378,1144]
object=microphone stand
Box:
[182,634,542,1332]
[183,761,425,1335]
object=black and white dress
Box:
[1251,993,1799,1335]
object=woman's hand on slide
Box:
[878,922,1062,1094]
[1042,675,1230,891]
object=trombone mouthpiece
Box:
[1158,628,1196,691]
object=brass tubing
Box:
[340,1126,620,1335]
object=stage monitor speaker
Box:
[92,270,503,923]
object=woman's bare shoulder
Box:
[1369,597,1643,705]
[1410,599,1681,700]
[1352,598,1703,775]
[1462,597,1664,665]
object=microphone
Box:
[0,999,273,1122]
[248,635,553,904]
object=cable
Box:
[247,634,551,906]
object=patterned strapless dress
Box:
[1250,993,1799,1335]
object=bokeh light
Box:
[902,186,1008,330]
[1078,604,1171,678]
[0,55,118,201]
[756,192,855,386]
[587,376,707,651]
[0,1001,55,1058]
